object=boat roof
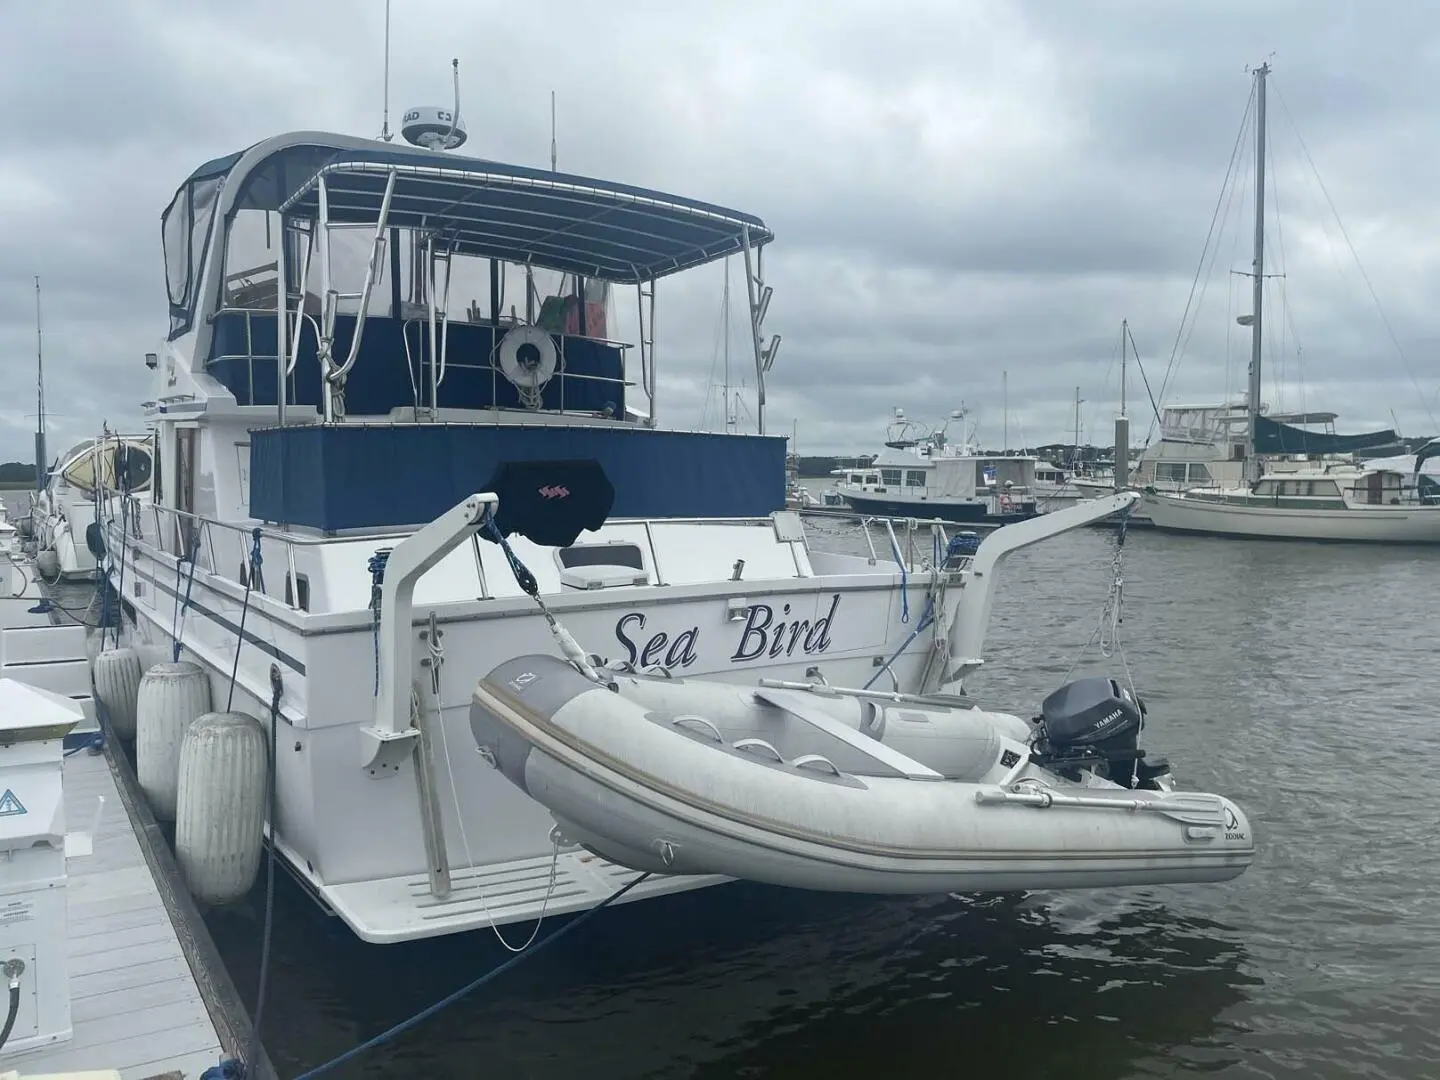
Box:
[1268,411,1340,424]
[175,132,774,284]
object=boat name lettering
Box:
[614,613,700,671]
[730,593,840,663]
[611,594,841,670]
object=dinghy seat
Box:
[751,688,945,781]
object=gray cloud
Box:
[0,0,1437,463]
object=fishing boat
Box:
[835,408,1040,524]
[82,71,1150,944]
[1141,63,1437,543]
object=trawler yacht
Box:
[86,98,1176,944]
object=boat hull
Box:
[1141,492,1440,543]
[470,655,1254,895]
[840,494,1037,525]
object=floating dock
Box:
[0,561,274,1079]
[5,745,229,1078]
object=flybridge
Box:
[157,126,789,530]
[161,131,781,426]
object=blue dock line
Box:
[290,871,651,1080]
[171,535,202,662]
[225,530,264,712]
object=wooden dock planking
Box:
[2,749,225,1080]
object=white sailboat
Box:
[1142,63,1440,544]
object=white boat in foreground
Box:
[82,70,1159,945]
[471,653,1254,893]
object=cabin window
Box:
[1155,462,1189,483]
[1187,463,1213,483]
[285,572,311,612]
[1253,479,1278,496]
[863,474,879,485]
[906,470,926,487]
[221,210,282,311]
[558,542,645,571]
[162,172,224,338]
[880,469,902,487]
[162,190,191,307]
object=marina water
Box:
[40,492,1440,1077]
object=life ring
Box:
[498,325,558,389]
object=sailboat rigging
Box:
[1141,63,1440,543]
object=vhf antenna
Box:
[379,0,393,141]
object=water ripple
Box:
[182,528,1440,1079]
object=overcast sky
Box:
[1,0,1437,460]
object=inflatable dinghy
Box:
[470,655,1254,893]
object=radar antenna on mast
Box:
[401,58,467,151]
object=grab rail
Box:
[105,492,306,612]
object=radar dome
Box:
[401,106,467,150]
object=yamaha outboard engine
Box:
[1029,676,1170,789]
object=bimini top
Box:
[163,131,774,339]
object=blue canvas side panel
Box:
[248,424,787,531]
[208,313,624,416]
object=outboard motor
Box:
[1029,676,1171,790]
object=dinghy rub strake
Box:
[469,654,1255,895]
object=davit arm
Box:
[932,491,1139,694]
[359,492,498,772]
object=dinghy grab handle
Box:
[734,738,785,762]
[672,715,724,743]
[792,753,843,777]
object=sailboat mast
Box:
[1002,369,1008,452]
[1073,386,1083,462]
[722,258,734,433]
[34,275,46,492]
[1246,63,1269,483]
[1119,318,1128,418]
